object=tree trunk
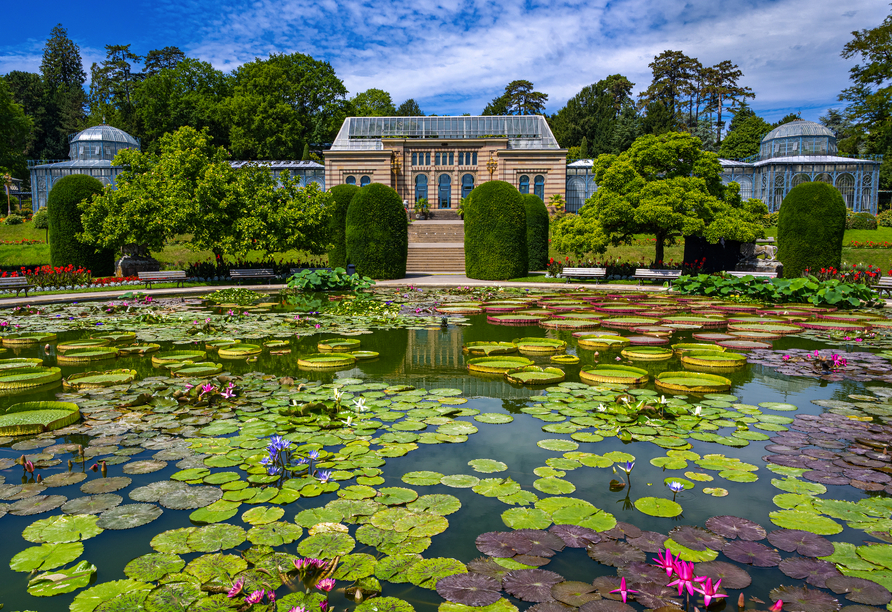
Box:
[654,233,665,266]
[716,95,724,146]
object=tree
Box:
[3,71,45,162]
[352,89,396,116]
[820,108,858,153]
[88,44,143,133]
[549,75,635,155]
[640,100,675,136]
[718,113,771,159]
[143,46,185,77]
[551,132,765,262]
[133,57,230,152]
[40,24,86,89]
[702,60,754,145]
[222,53,349,160]
[38,24,87,159]
[0,77,32,179]
[772,112,801,129]
[638,50,700,129]
[396,99,423,116]
[483,80,547,115]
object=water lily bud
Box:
[738,593,745,610]
[101,462,107,476]
[67,460,73,470]
[90,464,98,472]
[354,590,363,603]
[36,474,42,483]
[77,445,84,455]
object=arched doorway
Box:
[438,174,451,208]
[534,175,545,200]
[461,174,474,199]
[414,175,428,204]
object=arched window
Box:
[346,176,356,185]
[814,173,833,185]
[735,177,754,200]
[863,187,873,214]
[519,175,530,194]
[836,173,855,209]
[360,175,371,187]
[774,173,785,212]
[461,174,474,199]
[567,177,585,214]
[415,174,428,204]
[791,173,810,189]
[438,174,452,209]
[534,175,545,200]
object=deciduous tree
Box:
[351,89,396,116]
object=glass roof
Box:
[331,116,560,150]
[762,120,835,142]
[69,124,140,146]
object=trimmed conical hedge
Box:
[523,194,549,271]
[47,174,115,276]
[345,183,407,279]
[327,184,360,268]
[464,181,527,280]
[777,182,846,278]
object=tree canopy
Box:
[551,132,766,261]
[352,89,396,116]
[549,75,637,156]
[482,80,548,115]
[0,77,32,178]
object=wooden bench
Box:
[725,271,778,279]
[231,268,276,284]
[633,268,682,286]
[561,267,607,283]
[875,277,892,295]
[0,277,30,296]
[138,270,189,288]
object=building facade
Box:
[324,116,566,209]
[229,160,325,189]
[720,120,881,213]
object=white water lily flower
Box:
[353,398,367,412]
[333,388,343,402]
[345,416,353,426]
[597,403,607,412]
[693,405,702,416]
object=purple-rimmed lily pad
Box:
[513,529,565,557]
[551,581,600,606]
[779,557,842,588]
[667,525,726,551]
[705,515,766,541]
[549,524,600,548]
[632,582,682,609]
[579,599,634,612]
[586,541,646,567]
[825,576,892,606]
[694,561,752,589]
[722,540,781,567]
[618,561,671,586]
[502,569,563,602]
[769,585,841,612]
[466,557,508,580]
[436,573,502,606]
[767,529,835,557]
[625,531,668,553]
[476,532,521,558]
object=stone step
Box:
[408,221,464,244]
[406,246,465,272]
[416,209,462,221]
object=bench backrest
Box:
[725,271,777,278]
[563,268,607,274]
[138,271,186,278]
[876,277,892,286]
[231,269,274,275]
[0,277,28,285]
[635,268,681,276]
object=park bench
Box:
[724,271,778,279]
[561,267,607,283]
[633,268,682,286]
[138,270,190,288]
[0,277,30,297]
[875,277,892,296]
[230,268,277,284]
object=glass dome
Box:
[68,125,140,161]
[759,120,836,160]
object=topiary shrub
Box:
[327,184,360,268]
[345,183,407,279]
[523,194,549,271]
[878,209,892,228]
[464,181,528,280]
[777,182,846,278]
[47,175,115,276]
[4,214,23,225]
[847,211,878,230]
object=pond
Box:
[0,288,891,612]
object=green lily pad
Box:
[375,554,423,582]
[96,504,162,530]
[533,477,576,495]
[402,471,444,486]
[537,439,579,451]
[665,538,719,562]
[334,553,378,580]
[124,553,185,582]
[298,532,356,558]
[10,542,84,572]
[474,413,514,424]
[440,475,480,488]
[469,459,508,473]
[768,510,843,535]
[70,579,152,612]
[186,524,246,552]
[407,494,461,516]
[247,522,303,546]
[151,528,196,554]
[634,497,683,518]
[406,557,467,589]
[185,553,247,585]
[355,597,415,612]
[241,506,285,525]
[377,487,418,505]
[857,544,892,569]
[144,581,203,612]
[501,507,553,529]
[24,514,103,543]
[27,560,96,597]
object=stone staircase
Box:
[406,220,465,273]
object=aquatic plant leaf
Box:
[332,553,377,581]
[705,515,766,541]
[186,524,246,553]
[439,598,518,612]
[24,514,102,543]
[436,573,503,606]
[476,532,521,558]
[355,597,415,612]
[667,525,726,551]
[502,508,553,530]
[694,560,752,589]
[402,471,444,485]
[247,521,302,546]
[469,459,508,473]
[779,557,842,588]
[512,530,565,557]
[96,503,162,530]
[502,569,563,602]
[406,557,467,589]
[856,544,892,569]
[61,494,123,515]
[586,541,646,567]
[151,528,196,554]
[70,579,152,612]
[537,440,579,452]
[241,506,285,525]
[769,585,840,612]
[124,553,186,582]
[407,494,461,516]
[550,581,600,606]
[159,485,222,510]
[377,487,418,505]
[769,510,843,535]
[9,494,67,516]
[298,532,355,558]
[722,540,781,567]
[533,478,576,495]
[144,580,203,612]
[375,554,422,582]
[184,553,247,586]
[441,475,480,488]
[767,529,835,557]
[475,414,514,424]
[81,477,132,494]
[548,525,601,548]
[579,600,634,612]
[664,538,719,562]
[10,542,83,572]
[825,575,892,605]
[27,560,96,597]
[633,497,682,518]
[123,460,167,475]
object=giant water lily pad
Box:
[406,557,467,589]
[10,542,84,572]
[502,569,563,602]
[70,579,152,612]
[437,573,502,606]
[633,497,682,518]
[27,560,97,597]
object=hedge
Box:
[345,183,407,279]
[777,182,845,278]
[878,209,892,228]
[464,181,528,280]
[327,184,360,268]
[47,175,115,276]
[847,211,877,230]
[523,194,549,271]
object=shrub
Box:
[523,194,549,271]
[777,182,846,279]
[762,211,779,228]
[47,175,115,276]
[345,183,408,279]
[674,273,876,308]
[327,184,360,268]
[32,208,49,230]
[847,211,878,230]
[878,209,892,228]
[464,180,527,280]
[3,196,20,214]
[5,214,23,226]
[286,267,374,292]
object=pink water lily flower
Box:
[316,578,336,592]
[694,577,727,607]
[227,578,244,598]
[244,590,265,604]
[667,560,706,596]
[199,383,216,397]
[652,547,677,577]
[770,600,783,612]
[609,577,637,603]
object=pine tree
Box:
[38,24,87,159]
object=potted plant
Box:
[415,198,430,220]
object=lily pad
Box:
[70,579,152,612]
[502,569,563,602]
[406,557,467,589]
[437,573,502,607]
[10,542,84,572]
[96,504,162,530]
[469,459,508,473]
[298,532,355,558]
[27,560,97,597]
[124,553,186,582]
[633,497,682,518]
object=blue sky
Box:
[1,0,888,122]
